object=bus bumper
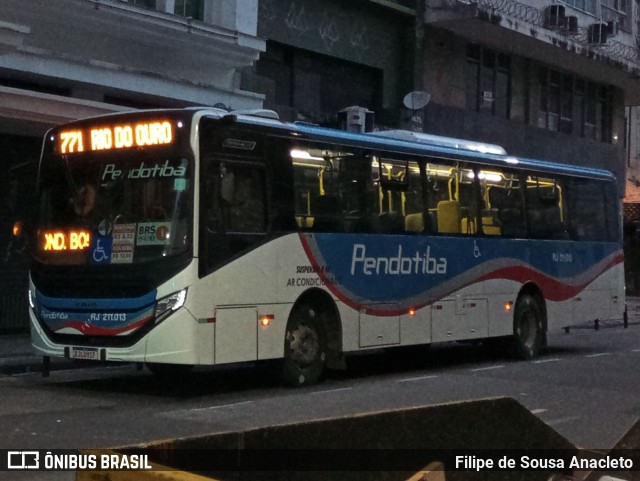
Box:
[29,307,202,365]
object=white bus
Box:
[27,108,624,385]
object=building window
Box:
[560,0,597,14]
[537,68,613,142]
[173,0,204,19]
[256,42,382,122]
[465,44,511,119]
[128,0,204,20]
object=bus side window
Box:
[200,160,267,275]
[490,177,525,238]
[526,176,567,239]
[225,166,266,234]
[567,178,607,241]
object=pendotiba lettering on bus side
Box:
[350,244,447,276]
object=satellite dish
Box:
[403,91,430,110]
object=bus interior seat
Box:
[312,195,343,231]
[500,208,525,237]
[481,209,501,235]
[530,206,563,238]
[296,215,314,229]
[437,200,460,234]
[405,213,424,232]
[482,219,502,236]
[374,211,405,233]
[461,216,476,234]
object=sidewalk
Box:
[0,332,72,375]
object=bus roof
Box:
[54,107,617,182]
[204,109,615,182]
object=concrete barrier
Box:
[77,396,577,481]
[584,419,640,481]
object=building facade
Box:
[251,0,416,125]
[1,0,639,329]
[249,0,638,196]
[0,0,265,331]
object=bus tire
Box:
[512,294,546,360]
[282,303,327,387]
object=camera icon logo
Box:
[7,451,40,469]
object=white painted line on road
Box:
[585,353,611,358]
[310,387,353,395]
[632,349,640,352]
[533,358,561,364]
[546,415,582,426]
[530,409,547,414]
[191,401,253,412]
[398,375,439,383]
[470,365,505,372]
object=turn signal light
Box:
[260,315,274,327]
[12,221,23,237]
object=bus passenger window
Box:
[228,168,266,233]
[526,176,566,239]
[489,176,525,238]
[206,161,266,234]
[566,178,607,241]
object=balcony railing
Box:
[457,0,640,69]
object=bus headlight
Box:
[28,283,36,311]
[155,289,187,323]
[28,289,35,310]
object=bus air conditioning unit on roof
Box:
[338,106,374,133]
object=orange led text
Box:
[42,230,91,252]
[59,120,173,154]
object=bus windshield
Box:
[35,151,192,266]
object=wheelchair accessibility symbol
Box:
[91,237,112,264]
[473,240,481,258]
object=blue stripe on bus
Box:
[35,291,156,311]
[300,233,622,314]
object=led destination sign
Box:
[41,230,91,252]
[57,120,174,154]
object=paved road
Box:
[1,302,639,480]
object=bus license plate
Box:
[70,347,99,360]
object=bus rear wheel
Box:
[282,304,327,387]
[512,294,546,360]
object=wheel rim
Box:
[518,307,538,350]
[288,323,320,369]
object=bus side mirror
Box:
[4,220,28,263]
[13,220,24,239]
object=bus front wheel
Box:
[282,304,327,387]
[512,294,546,360]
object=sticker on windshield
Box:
[174,178,187,191]
[137,222,171,246]
[90,236,112,264]
[111,223,136,264]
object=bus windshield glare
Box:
[35,150,192,266]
